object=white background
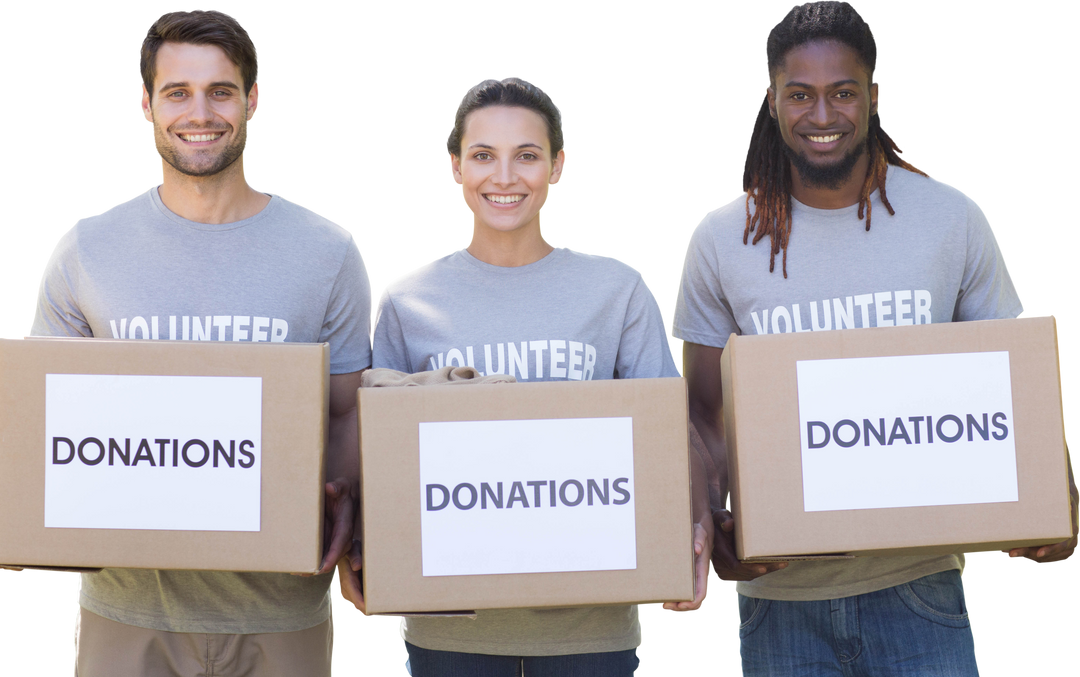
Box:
[44,374,262,531]
[798,352,1017,511]
[419,417,635,576]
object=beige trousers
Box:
[75,608,332,677]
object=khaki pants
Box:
[75,608,332,677]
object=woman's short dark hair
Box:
[447,78,563,156]
[141,10,257,97]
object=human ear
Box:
[451,154,463,185]
[869,82,878,117]
[767,87,777,119]
[245,83,259,120]
[548,150,565,185]
[142,86,153,122]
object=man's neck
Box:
[157,156,270,224]
[788,152,873,210]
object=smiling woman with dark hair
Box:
[337,77,712,677]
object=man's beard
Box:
[782,137,866,190]
[153,119,246,177]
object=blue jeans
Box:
[739,570,978,677]
[404,642,639,677]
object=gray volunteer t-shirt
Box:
[674,166,1022,601]
[373,247,679,656]
[32,188,372,633]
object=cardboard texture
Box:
[722,317,1072,560]
[0,338,328,572]
[358,377,694,614]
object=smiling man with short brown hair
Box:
[33,10,370,676]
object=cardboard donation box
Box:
[0,338,328,572]
[357,377,693,614]
[722,317,1072,561]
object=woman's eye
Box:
[474,152,492,160]
[519,153,537,161]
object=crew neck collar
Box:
[455,247,566,273]
[149,186,278,232]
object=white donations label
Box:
[418,417,637,577]
[796,352,1018,512]
[44,374,263,531]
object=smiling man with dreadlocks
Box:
[673,2,1078,676]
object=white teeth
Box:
[486,195,524,204]
[180,133,223,142]
[807,133,842,143]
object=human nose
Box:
[808,95,837,127]
[188,92,213,125]
[492,158,516,186]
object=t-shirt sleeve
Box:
[31,227,92,338]
[672,214,739,348]
[319,238,372,374]
[614,275,680,379]
[371,291,412,372]
[953,197,1023,322]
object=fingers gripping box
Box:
[721,317,1072,560]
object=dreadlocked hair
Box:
[742,1,926,278]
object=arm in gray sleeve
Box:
[319,238,373,374]
[371,292,413,373]
[672,216,740,348]
[614,275,680,380]
[26,223,90,336]
[954,197,1023,322]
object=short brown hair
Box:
[141,10,257,96]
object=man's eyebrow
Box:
[783,78,861,89]
[157,81,240,93]
[465,142,545,151]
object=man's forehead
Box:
[154,42,241,90]
[771,40,873,87]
